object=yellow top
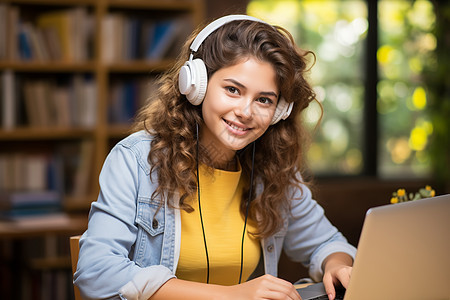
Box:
[175,164,261,285]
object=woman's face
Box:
[200,57,278,161]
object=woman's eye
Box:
[257,97,274,105]
[226,86,239,94]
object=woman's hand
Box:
[150,274,301,300]
[225,274,301,300]
[322,252,353,300]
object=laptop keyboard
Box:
[306,289,345,300]
[307,293,344,300]
[296,282,346,300]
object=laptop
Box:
[297,194,450,300]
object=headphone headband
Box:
[190,15,267,53]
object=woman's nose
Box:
[235,98,253,120]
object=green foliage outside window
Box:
[247,0,443,181]
[377,0,435,178]
[248,0,367,175]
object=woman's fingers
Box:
[323,266,352,300]
[322,272,336,300]
[231,274,301,300]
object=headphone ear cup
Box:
[271,97,293,125]
[179,62,193,96]
[179,58,208,105]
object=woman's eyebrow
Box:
[224,78,245,89]
[224,78,278,98]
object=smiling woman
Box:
[73,15,356,300]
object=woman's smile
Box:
[223,118,251,135]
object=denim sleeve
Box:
[282,184,357,282]
[73,143,175,299]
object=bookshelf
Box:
[0,0,205,298]
[0,0,205,210]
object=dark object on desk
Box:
[297,282,345,300]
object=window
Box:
[247,0,436,178]
[377,0,435,178]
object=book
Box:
[18,22,33,60]
[0,152,64,219]
[0,4,7,59]
[24,154,48,191]
[36,10,75,62]
[21,75,97,128]
[23,79,39,126]
[40,26,63,61]
[146,19,178,60]
[128,18,141,60]
[101,13,121,63]
[26,22,49,61]
[71,140,94,197]
[0,155,6,191]
[0,152,63,192]
[23,80,50,127]
[109,80,139,124]
[1,70,16,130]
[6,5,19,61]
[52,86,72,127]
[146,17,193,60]
[18,22,48,61]
[140,20,156,59]
[0,190,62,220]
[76,75,97,128]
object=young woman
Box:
[74,15,356,300]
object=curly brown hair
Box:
[133,17,318,238]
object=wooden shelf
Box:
[0,61,97,72]
[107,0,198,10]
[2,0,95,6]
[0,127,95,140]
[0,213,88,239]
[29,256,71,270]
[106,59,175,73]
[64,194,97,211]
[0,59,176,73]
[107,123,133,138]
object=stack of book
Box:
[0,141,94,219]
[0,72,97,130]
[101,14,193,62]
[0,153,63,219]
[0,4,94,62]
[108,76,159,124]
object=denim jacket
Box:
[74,130,356,300]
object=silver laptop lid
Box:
[345,194,450,300]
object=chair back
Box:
[70,235,82,300]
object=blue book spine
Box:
[18,28,32,60]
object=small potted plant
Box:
[390,185,436,204]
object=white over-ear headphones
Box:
[178,15,294,125]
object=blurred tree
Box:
[425,0,450,192]
[247,0,447,185]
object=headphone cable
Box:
[196,122,210,284]
[238,141,255,284]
